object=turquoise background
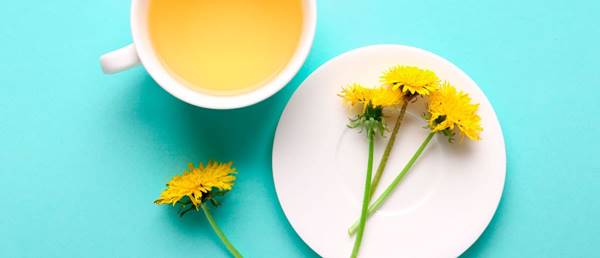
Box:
[1,0,598,257]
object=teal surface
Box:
[1,0,598,257]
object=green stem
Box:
[348,132,435,236]
[350,129,375,258]
[369,101,409,202]
[201,204,243,258]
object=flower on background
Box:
[155,161,237,210]
[380,65,440,96]
[155,161,243,257]
[427,82,483,140]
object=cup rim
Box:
[130,0,317,110]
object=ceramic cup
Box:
[100,0,316,109]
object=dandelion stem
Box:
[201,204,243,258]
[369,101,409,202]
[348,132,435,235]
[350,128,375,258]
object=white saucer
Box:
[273,45,505,257]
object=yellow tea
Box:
[148,0,304,95]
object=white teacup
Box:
[100,0,316,109]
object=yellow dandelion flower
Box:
[346,83,484,237]
[154,161,237,208]
[339,83,372,107]
[428,82,482,140]
[340,83,403,109]
[381,65,440,96]
[369,86,404,107]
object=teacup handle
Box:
[99,44,141,74]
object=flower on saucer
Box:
[339,83,403,135]
[427,82,483,141]
[339,82,404,257]
[347,81,484,238]
[340,83,403,109]
[380,65,440,96]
